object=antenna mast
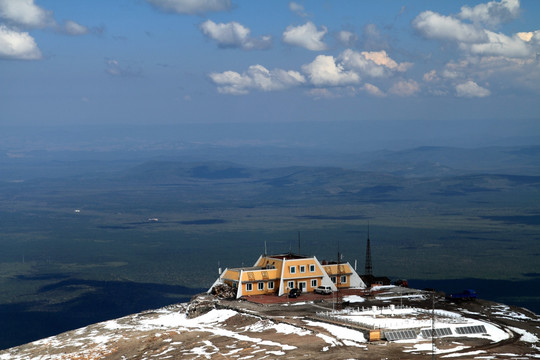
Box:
[336,240,343,310]
[365,223,373,276]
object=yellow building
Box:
[322,262,363,289]
[210,253,366,299]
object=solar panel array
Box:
[421,328,453,338]
[384,330,417,341]
[455,325,487,335]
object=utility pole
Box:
[336,241,342,311]
[432,291,436,360]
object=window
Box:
[268,281,274,290]
[311,279,317,287]
[299,265,305,273]
[309,264,315,272]
[287,281,295,289]
[246,283,253,291]
[331,276,336,284]
[289,266,296,274]
[341,275,347,284]
[258,282,264,291]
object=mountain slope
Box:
[1,292,539,360]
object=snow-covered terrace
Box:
[317,304,510,343]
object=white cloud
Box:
[463,30,531,57]
[413,11,487,43]
[63,20,88,36]
[336,30,357,47]
[0,0,89,38]
[200,20,271,50]
[518,30,540,46]
[414,9,535,59]
[459,0,520,27]
[389,79,420,96]
[301,54,360,86]
[456,80,491,97]
[516,32,533,42]
[105,59,142,78]
[423,70,438,82]
[146,0,231,15]
[0,24,41,59]
[339,49,411,78]
[282,21,328,51]
[362,83,385,97]
[288,2,307,17]
[209,65,306,95]
[0,0,54,28]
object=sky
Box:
[1,0,539,144]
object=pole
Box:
[432,291,435,360]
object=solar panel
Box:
[421,328,453,338]
[384,330,417,341]
[455,325,487,335]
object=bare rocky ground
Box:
[1,290,539,360]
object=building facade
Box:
[210,253,366,299]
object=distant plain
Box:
[0,130,539,350]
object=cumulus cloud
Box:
[0,0,54,28]
[0,0,89,39]
[413,10,487,43]
[413,8,536,59]
[456,80,491,97]
[289,2,307,17]
[339,49,411,78]
[146,0,231,15]
[516,30,540,46]
[463,30,531,57]
[459,0,520,27]
[62,20,88,36]
[301,54,360,86]
[282,21,328,51]
[209,48,415,95]
[0,24,41,59]
[209,64,306,95]
[336,30,357,47]
[362,83,385,97]
[200,20,271,50]
[389,79,420,96]
[423,70,439,82]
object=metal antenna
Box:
[365,223,373,276]
[297,232,301,255]
[289,238,292,254]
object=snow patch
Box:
[344,295,365,303]
[304,320,366,343]
[509,326,539,343]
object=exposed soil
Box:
[1,289,538,360]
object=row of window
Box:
[245,279,319,291]
[331,275,348,284]
[246,281,275,291]
[289,264,316,274]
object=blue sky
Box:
[1,0,539,132]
